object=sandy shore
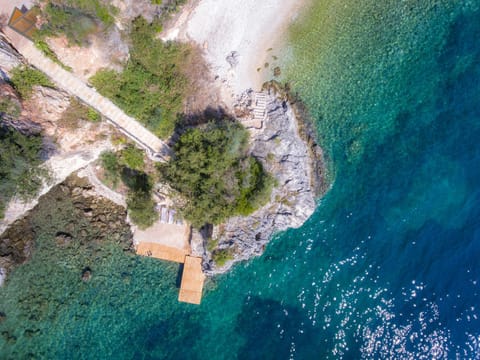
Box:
[162,0,307,106]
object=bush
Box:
[127,190,158,229]
[158,121,273,227]
[10,66,54,99]
[100,150,119,187]
[0,125,45,218]
[212,248,234,267]
[36,1,116,45]
[234,158,274,215]
[119,145,145,171]
[91,17,192,139]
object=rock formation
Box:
[203,88,326,274]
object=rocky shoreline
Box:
[0,11,326,279]
[202,86,326,275]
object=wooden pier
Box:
[178,256,205,305]
[134,223,205,304]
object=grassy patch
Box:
[9,66,54,99]
[36,0,116,45]
[58,97,100,129]
[0,125,46,218]
[91,17,193,139]
[34,39,72,71]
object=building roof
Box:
[8,7,39,40]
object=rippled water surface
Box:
[1,1,480,358]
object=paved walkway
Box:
[2,25,171,162]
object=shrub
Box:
[0,125,45,218]
[10,66,54,99]
[36,0,116,45]
[100,150,120,187]
[99,149,157,228]
[212,248,234,267]
[127,190,158,229]
[119,145,145,171]
[91,17,192,139]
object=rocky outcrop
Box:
[0,32,22,78]
[203,89,326,274]
[0,174,133,285]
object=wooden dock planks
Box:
[178,256,205,305]
[136,242,188,263]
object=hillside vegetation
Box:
[91,17,192,139]
[0,124,46,219]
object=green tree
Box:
[159,121,272,227]
[120,145,145,171]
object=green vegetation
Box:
[58,97,100,129]
[36,0,116,45]
[100,150,119,187]
[91,17,192,139]
[0,97,20,118]
[34,39,72,71]
[99,147,157,228]
[212,248,234,267]
[158,121,273,227]
[119,144,144,171]
[160,0,187,16]
[10,66,54,99]
[0,125,46,218]
[126,189,157,229]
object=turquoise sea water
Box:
[2,0,480,358]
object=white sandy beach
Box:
[163,0,306,105]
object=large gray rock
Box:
[204,90,326,274]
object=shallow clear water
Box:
[2,0,480,358]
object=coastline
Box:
[0,0,323,278]
[162,0,309,105]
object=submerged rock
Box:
[81,266,92,282]
[0,174,133,282]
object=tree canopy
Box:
[158,121,273,227]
